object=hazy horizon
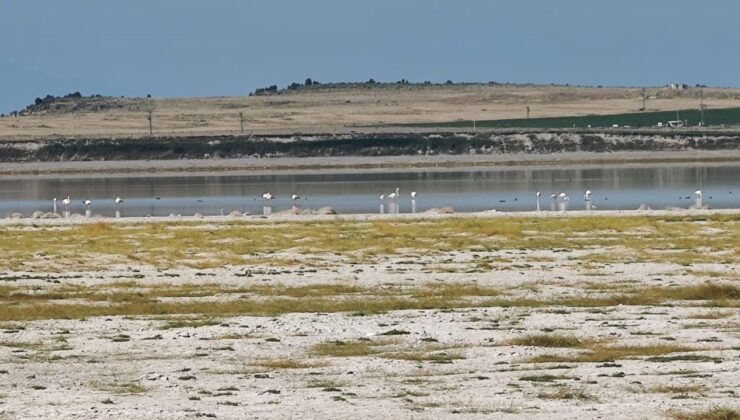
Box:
[2,0,739,114]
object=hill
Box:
[1,84,739,140]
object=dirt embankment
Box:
[0,130,738,163]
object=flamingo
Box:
[388,187,400,200]
[410,191,417,200]
[584,190,592,201]
[557,192,570,201]
[83,199,92,209]
[291,194,300,201]
[694,190,703,209]
[62,196,71,211]
[115,196,124,205]
[262,192,275,200]
[52,197,58,214]
[378,194,385,201]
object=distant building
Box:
[668,83,689,90]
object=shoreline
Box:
[3,208,738,226]
[1,149,739,177]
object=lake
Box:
[0,163,737,217]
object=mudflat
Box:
[0,210,737,419]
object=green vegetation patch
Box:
[399,107,740,129]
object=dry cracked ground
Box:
[0,213,738,419]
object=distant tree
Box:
[146,94,152,98]
[445,80,453,85]
[367,78,376,84]
[305,78,313,86]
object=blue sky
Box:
[1,0,738,113]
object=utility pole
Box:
[526,106,530,119]
[147,111,153,136]
[640,87,646,111]
[239,112,245,134]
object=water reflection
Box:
[0,163,737,217]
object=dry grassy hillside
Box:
[1,84,739,140]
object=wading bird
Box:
[694,190,703,209]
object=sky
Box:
[1,0,739,113]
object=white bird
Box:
[82,199,92,209]
[557,192,570,201]
[536,191,541,198]
[378,194,385,201]
[388,187,400,200]
[52,197,58,213]
[62,195,71,210]
[694,189,704,209]
[584,190,592,201]
[114,196,124,205]
[291,194,300,201]
[262,192,275,200]
[410,191,417,199]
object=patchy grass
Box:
[91,382,148,395]
[687,310,736,320]
[0,340,42,349]
[509,334,594,348]
[668,407,740,420]
[159,317,222,330]
[310,339,463,363]
[538,387,596,401]
[1,281,737,322]
[529,344,692,363]
[520,374,572,382]
[651,385,707,395]
[310,339,394,358]
[251,358,328,369]
[380,350,464,363]
[1,215,737,271]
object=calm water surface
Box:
[0,163,737,217]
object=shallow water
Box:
[0,163,737,217]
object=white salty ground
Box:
[0,210,737,420]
